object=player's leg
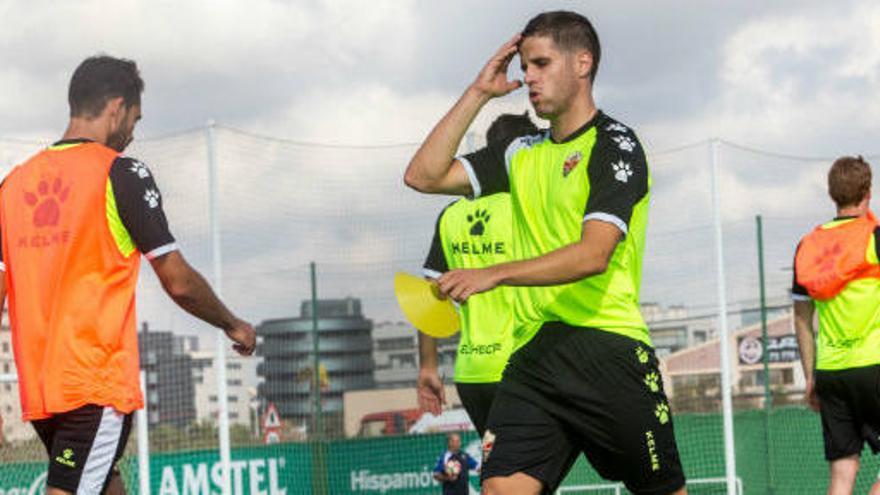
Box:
[552,327,686,495]
[101,411,134,494]
[44,404,132,494]
[479,385,576,495]
[456,382,498,437]
[479,325,580,495]
[815,370,863,495]
[482,473,543,495]
[828,455,859,495]
[32,417,74,495]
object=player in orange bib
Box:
[793,156,880,495]
[0,56,256,495]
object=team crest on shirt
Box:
[563,151,583,177]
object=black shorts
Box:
[481,322,685,495]
[456,382,498,437]
[815,364,880,461]
[32,404,134,494]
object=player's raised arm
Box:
[404,34,522,195]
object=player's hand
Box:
[470,33,523,99]
[225,319,257,356]
[806,376,820,412]
[417,367,446,415]
[437,267,499,303]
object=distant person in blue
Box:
[433,433,478,495]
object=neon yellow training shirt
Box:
[423,193,515,383]
[458,111,651,350]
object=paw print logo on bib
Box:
[24,178,70,227]
[468,209,491,236]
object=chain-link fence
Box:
[0,127,878,494]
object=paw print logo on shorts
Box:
[635,346,649,364]
[655,402,670,425]
[468,209,491,236]
[24,178,70,227]
[644,372,660,393]
[144,189,160,209]
[612,135,636,152]
[612,160,633,183]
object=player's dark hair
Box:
[522,11,601,83]
[486,112,539,148]
[828,156,872,208]
[69,55,144,118]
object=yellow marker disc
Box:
[393,272,459,338]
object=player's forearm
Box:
[794,301,816,379]
[492,240,612,288]
[418,332,440,369]
[403,86,488,194]
[164,268,238,331]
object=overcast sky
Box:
[2,0,878,340]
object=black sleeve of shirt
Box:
[583,128,649,233]
[109,157,176,258]
[422,205,451,277]
[791,241,809,298]
[459,137,518,198]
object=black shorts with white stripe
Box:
[32,404,134,494]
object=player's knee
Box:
[482,474,542,495]
[830,455,860,481]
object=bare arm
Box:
[150,251,255,355]
[794,299,819,411]
[438,220,621,302]
[404,34,522,195]
[417,331,445,415]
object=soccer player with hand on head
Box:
[405,11,686,495]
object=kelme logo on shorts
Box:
[24,178,70,228]
[563,151,582,177]
[55,448,76,468]
[645,431,661,472]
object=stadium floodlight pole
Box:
[137,370,151,495]
[207,120,232,495]
[710,138,737,495]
